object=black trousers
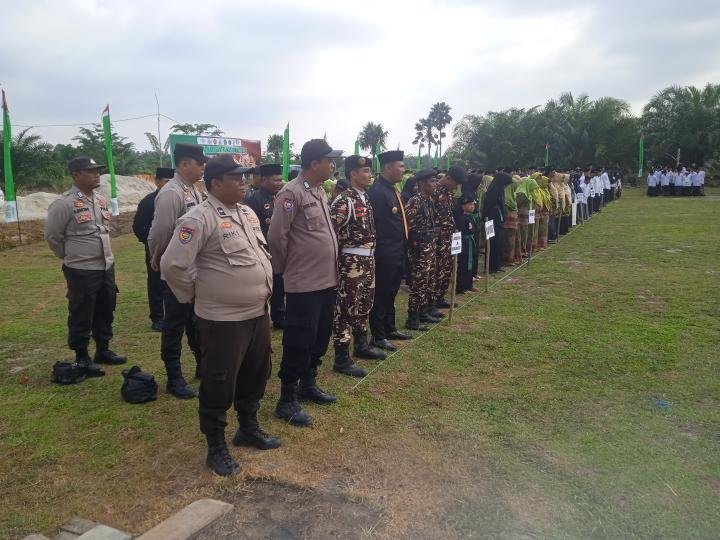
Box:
[144,243,163,323]
[278,287,336,384]
[196,313,271,436]
[370,255,404,340]
[270,273,285,325]
[62,265,117,352]
[161,280,200,377]
[488,227,504,272]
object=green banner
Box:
[2,90,17,222]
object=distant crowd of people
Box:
[645,166,706,197]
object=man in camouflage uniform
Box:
[405,170,442,331]
[431,166,466,317]
[330,156,386,378]
[245,163,286,329]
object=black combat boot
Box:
[420,306,442,323]
[75,348,105,377]
[353,332,386,360]
[93,342,127,365]
[205,434,240,476]
[427,302,446,319]
[275,382,313,426]
[297,368,338,404]
[333,345,368,378]
[435,298,457,309]
[233,401,281,450]
[165,361,196,399]
[406,311,429,331]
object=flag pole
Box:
[101,105,119,215]
[2,89,22,242]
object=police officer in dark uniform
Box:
[245,163,286,329]
[45,156,127,375]
[132,167,174,331]
[367,150,413,351]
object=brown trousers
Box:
[196,312,272,437]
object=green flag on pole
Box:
[282,123,290,182]
[2,90,18,223]
[101,105,119,215]
[374,142,381,173]
[433,148,439,169]
[354,139,360,155]
[637,136,644,178]
[544,142,550,167]
[416,146,422,170]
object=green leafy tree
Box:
[413,117,437,160]
[144,132,170,167]
[265,133,284,162]
[357,122,388,162]
[73,124,138,175]
[0,128,67,191]
[169,123,224,136]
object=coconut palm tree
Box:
[358,122,388,162]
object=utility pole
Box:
[155,92,162,167]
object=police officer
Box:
[268,139,342,427]
[245,163,286,329]
[405,170,441,330]
[160,154,280,477]
[367,150,413,351]
[132,167,174,331]
[45,156,126,376]
[330,155,386,378]
[431,166,466,317]
[148,143,207,398]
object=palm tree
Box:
[413,117,436,160]
[358,122,388,162]
[144,132,170,166]
[429,102,452,159]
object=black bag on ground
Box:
[52,361,87,385]
[121,366,158,404]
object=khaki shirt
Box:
[147,173,203,271]
[45,185,114,270]
[267,174,339,293]
[160,193,272,322]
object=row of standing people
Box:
[646,166,706,196]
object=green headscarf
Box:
[515,177,539,208]
[504,182,518,212]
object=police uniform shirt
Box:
[45,185,114,270]
[267,174,339,294]
[147,173,202,270]
[160,193,272,322]
[245,187,275,239]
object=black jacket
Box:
[245,187,275,239]
[368,176,407,259]
[132,190,158,244]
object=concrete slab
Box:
[61,518,98,536]
[137,498,233,540]
[76,525,131,540]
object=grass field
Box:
[1,188,718,539]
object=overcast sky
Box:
[1,0,719,158]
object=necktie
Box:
[393,188,408,240]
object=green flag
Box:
[101,105,119,215]
[415,146,421,170]
[2,90,17,223]
[282,123,290,182]
[354,139,360,155]
[433,148,439,168]
[544,142,550,167]
[374,141,381,173]
[637,136,644,178]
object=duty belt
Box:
[341,247,375,256]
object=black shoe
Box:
[298,383,338,404]
[206,436,240,476]
[419,309,442,323]
[167,377,197,399]
[275,383,312,426]
[353,342,386,360]
[333,345,368,377]
[436,298,456,309]
[93,349,127,365]
[233,427,281,450]
[427,305,446,319]
[370,338,397,351]
[151,321,163,332]
[406,312,429,331]
[387,331,412,341]
[76,356,105,378]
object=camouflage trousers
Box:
[433,230,454,303]
[408,242,437,312]
[333,253,375,348]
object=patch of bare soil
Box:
[196,479,383,539]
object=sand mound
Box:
[1,175,154,222]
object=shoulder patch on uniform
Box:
[282,199,295,212]
[216,206,227,216]
[178,226,195,244]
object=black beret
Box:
[174,143,208,164]
[413,169,437,182]
[378,150,404,165]
[155,167,175,179]
[257,163,282,177]
[446,166,467,185]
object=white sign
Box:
[485,219,495,239]
[450,231,462,255]
[528,209,536,224]
[590,186,596,197]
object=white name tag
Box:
[450,231,462,255]
[485,219,495,239]
[528,209,536,224]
